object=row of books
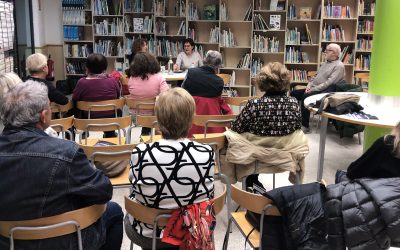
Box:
[358,20,374,33]
[194,45,205,59]
[358,0,375,16]
[209,26,219,43]
[237,53,251,69]
[94,0,123,15]
[285,47,310,63]
[251,58,263,77]
[154,0,166,16]
[125,16,153,33]
[155,20,167,35]
[220,29,235,47]
[63,10,86,25]
[220,3,227,21]
[355,54,371,70]
[252,35,279,53]
[176,21,186,36]
[286,25,313,45]
[62,0,87,7]
[253,14,269,30]
[339,46,354,64]
[175,1,186,17]
[156,39,183,57]
[63,26,84,40]
[66,61,86,74]
[94,40,124,57]
[323,4,352,18]
[243,4,253,21]
[322,24,346,42]
[288,5,316,20]
[124,0,144,13]
[188,2,199,21]
[290,69,308,82]
[94,18,124,36]
[64,44,92,57]
[356,38,372,51]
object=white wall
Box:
[42,0,63,45]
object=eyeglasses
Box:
[324,49,334,53]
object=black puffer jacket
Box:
[325,178,400,250]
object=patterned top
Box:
[129,139,215,237]
[231,94,301,136]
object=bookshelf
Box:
[60,0,376,94]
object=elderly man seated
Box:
[0,80,123,250]
[290,43,345,132]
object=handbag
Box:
[315,93,363,115]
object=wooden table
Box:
[304,92,398,181]
[161,72,186,81]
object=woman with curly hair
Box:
[230,62,305,189]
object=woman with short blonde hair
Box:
[256,61,291,93]
[126,88,214,250]
[0,72,22,96]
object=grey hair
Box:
[26,53,47,74]
[204,50,222,70]
[0,80,49,127]
[0,72,22,96]
[328,43,341,59]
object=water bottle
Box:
[168,55,174,75]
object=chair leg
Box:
[358,132,362,145]
[222,217,234,250]
[273,173,276,189]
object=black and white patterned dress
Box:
[129,139,215,237]
[231,94,302,136]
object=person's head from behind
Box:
[256,62,290,94]
[132,38,148,55]
[203,50,222,72]
[0,80,51,130]
[155,88,195,140]
[183,38,195,55]
[26,53,48,78]
[325,43,341,61]
[129,52,160,80]
[390,122,400,158]
[0,72,22,96]
[86,53,108,74]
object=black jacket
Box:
[182,66,224,97]
[325,178,400,249]
[262,183,328,250]
[26,76,69,105]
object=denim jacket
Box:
[0,126,113,250]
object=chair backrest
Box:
[74,116,132,144]
[125,98,156,112]
[213,184,227,215]
[192,115,236,137]
[191,134,226,151]
[223,96,255,112]
[0,204,106,240]
[136,115,159,142]
[230,184,280,215]
[80,143,136,163]
[217,74,231,85]
[50,116,74,140]
[76,99,125,118]
[50,100,73,117]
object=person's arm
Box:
[174,53,183,71]
[218,96,233,115]
[158,74,169,92]
[47,81,69,105]
[72,80,82,101]
[230,101,253,133]
[311,63,345,92]
[68,146,113,206]
[346,137,385,179]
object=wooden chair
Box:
[135,115,159,143]
[223,96,255,113]
[125,184,227,250]
[50,116,74,141]
[80,143,136,187]
[0,204,106,250]
[73,116,132,145]
[76,99,125,119]
[125,97,156,122]
[50,100,73,118]
[192,115,236,138]
[223,184,280,250]
[217,73,231,85]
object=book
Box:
[299,7,312,19]
[133,18,144,33]
[269,15,281,30]
[269,0,278,11]
[243,3,252,21]
[314,4,321,19]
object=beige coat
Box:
[223,130,309,184]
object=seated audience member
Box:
[174,38,203,71]
[346,122,400,179]
[0,72,23,133]
[290,43,345,132]
[182,50,232,136]
[0,81,123,250]
[26,53,69,105]
[230,62,306,189]
[73,53,121,138]
[125,88,215,250]
[127,38,148,65]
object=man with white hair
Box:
[26,52,68,105]
[0,80,123,250]
[291,43,345,132]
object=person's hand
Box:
[173,64,178,71]
[305,86,312,93]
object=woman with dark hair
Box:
[173,38,203,71]
[128,38,148,65]
[72,53,121,137]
